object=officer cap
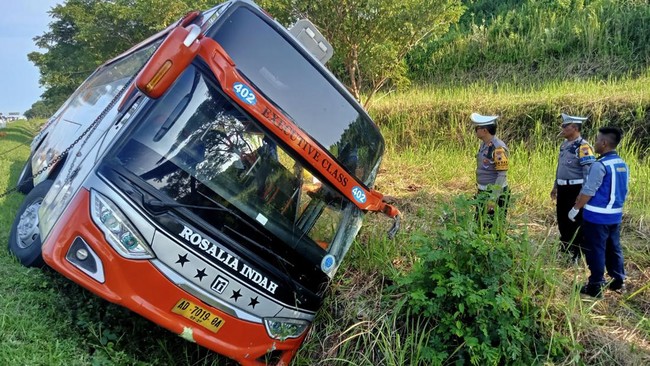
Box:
[470,113,499,126]
[561,113,588,125]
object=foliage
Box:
[27,0,212,114]
[408,0,650,84]
[26,1,650,115]
[370,75,650,153]
[24,100,53,119]
[258,0,465,108]
[396,196,561,365]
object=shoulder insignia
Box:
[578,143,595,165]
[493,146,509,171]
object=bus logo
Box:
[233,82,257,105]
[351,186,366,203]
[211,276,229,294]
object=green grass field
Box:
[1,78,649,365]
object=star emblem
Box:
[175,253,189,267]
[248,296,259,308]
[230,289,242,302]
[194,268,207,281]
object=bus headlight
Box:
[91,190,153,259]
[263,318,310,340]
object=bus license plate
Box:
[172,299,225,333]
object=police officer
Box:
[471,113,509,225]
[570,126,629,297]
[551,113,595,261]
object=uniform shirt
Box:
[555,137,595,185]
[476,136,509,187]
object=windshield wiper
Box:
[224,225,301,304]
[144,198,269,239]
[224,226,293,268]
[145,199,231,213]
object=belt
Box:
[478,184,507,191]
[557,179,583,186]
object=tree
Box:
[24,100,54,119]
[29,0,212,112]
[258,0,464,108]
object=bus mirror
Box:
[180,11,201,27]
[136,24,202,99]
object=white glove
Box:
[568,207,580,222]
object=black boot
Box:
[580,283,604,298]
[608,279,625,293]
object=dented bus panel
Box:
[8,1,399,365]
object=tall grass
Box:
[372,75,650,147]
[296,84,650,363]
[370,85,650,228]
[408,0,650,84]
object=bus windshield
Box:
[207,5,384,186]
[111,65,363,267]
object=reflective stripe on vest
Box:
[602,158,624,213]
[583,204,623,214]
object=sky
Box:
[0,1,61,115]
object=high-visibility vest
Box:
[583,152,629,224]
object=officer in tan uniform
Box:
[551,113,595,261]
[471,113,510,225]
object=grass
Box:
[0,121,233,366]
[407,0,650,85]
[294,78,650,363]
[1,78,650,365]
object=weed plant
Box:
[396,196,564,365]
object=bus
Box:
[9,1,399,364]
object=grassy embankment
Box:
[1,76,649,365]
[408,0,650,86]
[0,121,235,365]
[306,1,650,362]
[294,77,650,365]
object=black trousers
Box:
[476,187,510,228]
[556,184,583,257]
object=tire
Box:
[8,179,54,267]
[16,158,34,194]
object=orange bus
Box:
[9,1,399,364]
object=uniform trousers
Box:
[476,187,509,228]
[556,184,583,257]
[582,220,625,285]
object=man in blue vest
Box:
[569,126,629,298]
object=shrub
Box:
[396,195,559,365]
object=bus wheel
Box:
[8,179,54,267]
[16,158,34,194]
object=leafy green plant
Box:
[397,196,566,365]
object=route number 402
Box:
[233,82,257,105]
